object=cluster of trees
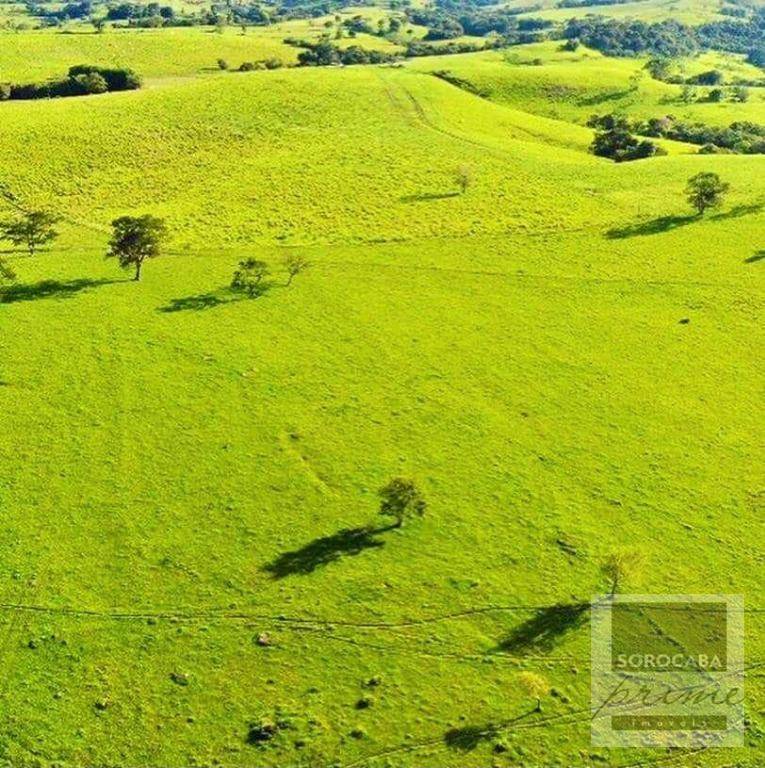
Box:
[288,39,397,66]
[284,29,506,66]
[749,46,765,67]
[105,2,177,26]
[696,7,765,54]
[589,113,765,155]
[0,208,317,295]
[0,65,140,101]
[31,0,92,21]
[230,253,309,296]
[589,116,665,162]
[227,58,284,71]
[557,0,648,7]
[563,7,765,58]
[645,59,761,92]
[404,38,501,57]
[562,18,698,58]
[406,6,554,42]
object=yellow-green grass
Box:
[0,26,300,81]
[0,51,763,768]
[514,0,728,24]
[408,43,765,128]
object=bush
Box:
[591,128,663,162]
[3,65,141,101]
[71,72,108,95]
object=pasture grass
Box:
[0,21,763,768]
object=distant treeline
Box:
[285,39,398,65]
[407,6,553,40]
[0,65,141,101]
[563,9,765,59]
[589,113,765,154]
[283,36,502,66]
[557,0,649,8]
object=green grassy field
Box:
[0,11,763,768]
[409,43,765,127]
[512,0,728,24]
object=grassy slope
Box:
[0,44,763,768]
[514,0,727,24]
[408,43,765,127]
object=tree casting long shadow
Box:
[606,214,696,240]
[443,711,535,753]
[159,284,277,313]
[264,524,395,579]
[607,203,764,240]
[0,277,118,304]
[159,290,237,313]
[494,602,589,655]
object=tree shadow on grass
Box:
[264,524,395,579]
[400,192,460,203]
[745,250,765,264]
[159,291,236,313]
[444,723,500,752]
[443,711,534,753]
[710,202,763,222]
[159,284,276,313]
[494,602,589,655]
[607,203,763,241]
[0,278,119,304]
[606,215,697,240]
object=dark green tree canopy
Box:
[685,172,729,215]
[378,478,426,528]
[107,214,167,281]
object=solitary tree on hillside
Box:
[455,165,474,194]
[106,214,167,281]
[686,172,729,216]
[0,210,60,256]
[0,257,16,284]
[601,549,644,596]
[284,253,310,286]
[378,477,426,528]
[518,672,550,713]
[231,258,270,297]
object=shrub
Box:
[231,258,270,297]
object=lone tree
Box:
[686,172,729,216]
[284,254,310,286]
[107,214,167,281]
[0,257,16,284]
[231,258,270,297]
[378,477,426,528]
[601,550,644,596]
[0,210,60,256]
[455,165,474,194]
[518,672,550,713]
